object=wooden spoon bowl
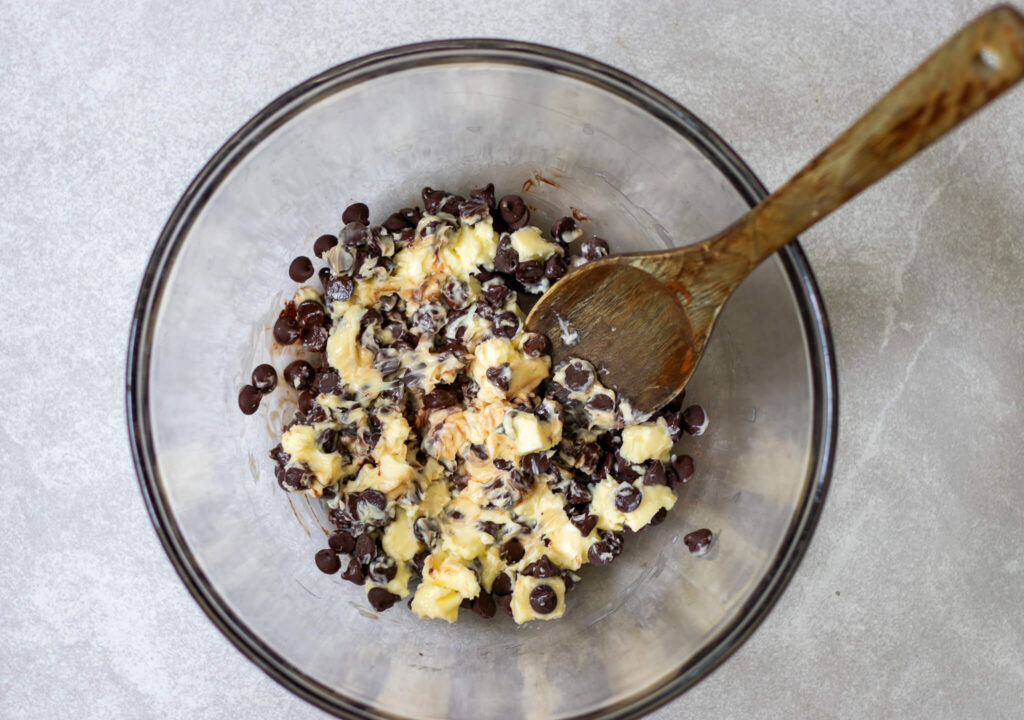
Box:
[527,4,1024,412]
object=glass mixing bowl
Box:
[127,40,837,720]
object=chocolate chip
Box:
[273,316,300,345]
[301,325,328,353]
[400,207,422,226]
[383,212,410,232]
[413,302,447,334]
[328,530,355,553]
[279,467,310,491]
[522,334,550,358]
[470,183,496,209]
[682,405,707,435]
[564,481,591,505]
[368,556,398,584]
[283,360,314,390]
[573,443,604,476]
[522,555,558,578]
[238,385,261,414]
[570,512,598,537]
[423,387,459,410]
[353,533,376,566]
[441,277,469,309]
[613,453,640,482]
[494,248,519,275]
[670,454,695,483]
[295,300,326,328]
[509,470,532,494]
[494,458,513,471]
[580,237,609,261]
[550,216,579,243]
[472,591,496,619]
[288,256,314,282]
[251,364,277,394]
[587,540,615,566]
[522,452,550,476]
[499,538,525,564]
[491,572,513,596]
[605,532,623,556]
[563,360,595,392]
[491,311,519,338]
[515,260,544,285]
[470,444,488,460]
[316,428,337,453]
[341,223,369,250]
[357,491,385,515]
[643,462,668,486]
[458,196,489,222]
[684,528,713,555]
[339,554,365,584]
[269,444,289,467]
[614,484,642,513]
[498,195,529,230]
[411,550,429,577]
[298,390,316,414]
[544,254,567,279]
[649,507,668,526]
[485,365,510,392]
[314,234,339,258]
[587,393,614,411]
[529,584,557,614]
[440,194,464,214]
[325,275,354,303]
[341,202,369,225]
[315,548,341,574]
[367,587,399,612]
[413,516,441,547]
[481,283,510,306]
[316,369,341,395]
[421,187,447,214]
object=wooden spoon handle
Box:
[711,4,1024,270]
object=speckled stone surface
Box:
[2,1,1023,718]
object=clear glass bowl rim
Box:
[125,38,838,720]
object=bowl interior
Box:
[134,46,831,720]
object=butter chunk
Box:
[424,553,481,599]
[382,507,421,562]
[280,425,342,486]
[620,419,673,464]
[509,226,563,261]
[410,583,462,623]
[591,476,677,532]
[503,410,561,455]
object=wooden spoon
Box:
[526,4,1024,413]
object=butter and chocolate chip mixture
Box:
[238,184,709,623]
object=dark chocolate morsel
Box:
[315,548,341,574]
[273,316,300,345]
[342,202,369,225]
[367,587,400,612]
[529,584,557,614]
[614,484,642,513]
[238,385,261,414]
[251,364,277,394]
[314,233,339,257]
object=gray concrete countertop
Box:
[2,1,1022,718]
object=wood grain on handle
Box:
[713,4,1024,269]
